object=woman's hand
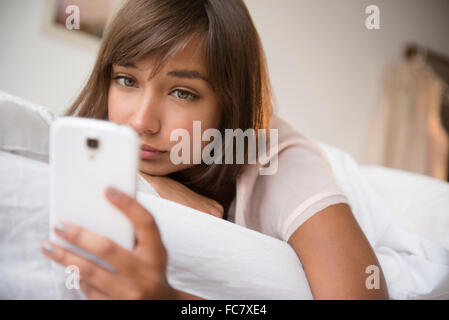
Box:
[41,186,202,300]
[140,173,224,219]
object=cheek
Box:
[167,102,221,152]
[204,99,222,129]
[193,100,222,129]
[170,102,221,133]
[202,102,222,133]
[107,87,130,124]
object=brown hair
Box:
[64,0,274,198]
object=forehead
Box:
[132,35,207,74]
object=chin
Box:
[138,160,163,175]
[138,160,177,176]
[139,160,196,177]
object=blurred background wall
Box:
[0,0,448,164]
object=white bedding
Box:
[1,90,449,299]
[319,142,449,299]
[362,165,449,251]
[0,150,312,300]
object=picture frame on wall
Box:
[41,0,125,50]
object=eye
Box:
[112,75,137,88]
[171,89,199,101]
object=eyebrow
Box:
[116,62,209,83]
[167,70,209,83]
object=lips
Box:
[141,143,164,152]
[140,143,166,160]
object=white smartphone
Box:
[49,117,139,269]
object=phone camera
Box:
[86,138,99,149]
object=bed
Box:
[1,90,448,299]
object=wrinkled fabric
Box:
[320,142,449,299]
[0,90,55,163]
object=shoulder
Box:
[247,115,349,241]
[257,115,339,191]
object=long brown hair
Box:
[64,0,274,197]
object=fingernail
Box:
[55,221,69,234]
[42,241,54,254]
[106,186,121,199]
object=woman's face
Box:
[108,36,221,176]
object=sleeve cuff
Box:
[281,192,351,242]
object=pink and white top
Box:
[226,115,350,242]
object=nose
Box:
[128,92,161,136]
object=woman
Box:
[41,0,389,299]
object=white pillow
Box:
[0,91,55,162]
[0,150,313,299]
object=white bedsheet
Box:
[319,142,449,299]
[362,165,449,252]
[1,147,449,299]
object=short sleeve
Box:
[251,143,350,242]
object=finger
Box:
[80,279,111,300]
[41,240,135,299]
[52,221,141,276]
[105,186,165,252]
